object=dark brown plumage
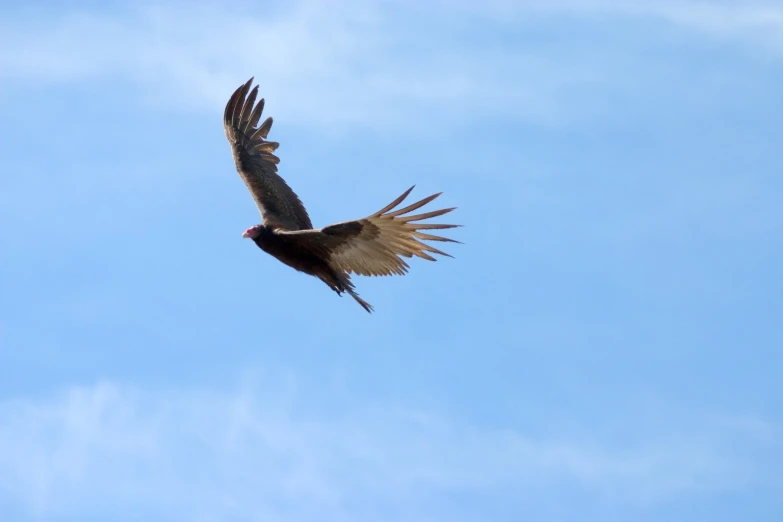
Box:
[223,78,460,312]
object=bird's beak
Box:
[242,230,251,239]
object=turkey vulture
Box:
[223,78,460,312]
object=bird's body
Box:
[247,225,325,276]
[223,77,460,312]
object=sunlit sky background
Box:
[1,1,782,521]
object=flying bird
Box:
[223,78,460,312]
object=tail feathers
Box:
[320,272,375,313]
[346,287,374,313]
[336,272,374,313]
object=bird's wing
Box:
[224,78,313,230]
[279,186,460,277]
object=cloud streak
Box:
[0,2,580,133]
[0,377,778,521]
[8,1,781,135]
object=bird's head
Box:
[242,224,264,239]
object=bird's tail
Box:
[338,273,374,313]
[346,287,374,314]
[324,271,374,313]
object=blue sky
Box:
[1,1,782,520]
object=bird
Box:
[223,77,460,313]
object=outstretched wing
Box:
[279,187,460,277]
[224,78,313,230]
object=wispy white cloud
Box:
[450,0,783,37]
[431,0,783,62]
[0,2,582,133]
[622,2,783,52]
[2,1,780,135]
[0,377,778,521]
